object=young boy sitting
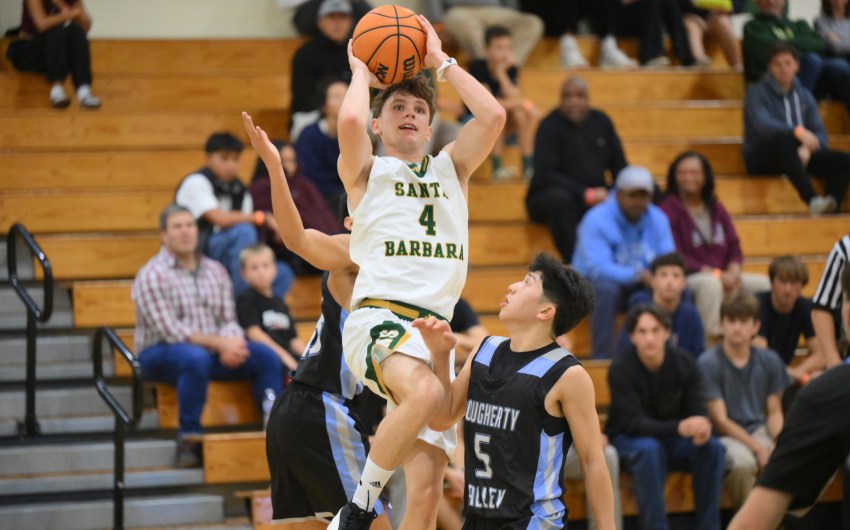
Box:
[617,252,705,357]
[468,25,537,180]
[753,255,823,382]
[236,244,306,373]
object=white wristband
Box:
[436,57,457,82]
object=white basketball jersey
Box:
[350,152,469,320]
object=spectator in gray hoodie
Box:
[815,0,850,60]
[743,42,850,215]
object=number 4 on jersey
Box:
[419,204,436,236]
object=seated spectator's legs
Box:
[707,13,741,67]
[657,0,694,65]
[525,188,586,263]
[563,444,624,530]
[720,426,773,507]
[272,261,295,300]
[611,435,668,530]
[798,52,824,93]
[138,343,213,435]
[444,6,543,65]
[687,272,724,337]
[209,341,284,407]
[590,279,635,358]
[62,23,93,90]
[808,148,850,208]
[744,132,818,204]
[614,0,665,64]
[740,273,771,297]
[665,436,725,530]
[207,222,295,299]
[815,57,850,112]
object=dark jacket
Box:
[743,73,828,158]
[527,108,627,198]
[605,345,708,439]
[290,34,351,117]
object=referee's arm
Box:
[812,238,848,367]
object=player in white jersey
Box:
[331,14,506,530]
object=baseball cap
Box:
[615,166,654,192]
[318,0,352,17]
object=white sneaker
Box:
[492,166,517,181]
[599,37,637,68]
[77,84,101,109]
[809,195,837,216]
[50,85,70,108]
[559,35,588,68]
[643,56,672,68]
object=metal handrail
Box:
[6,223,53,437]
[93,327,143,530]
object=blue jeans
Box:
[139,341,284,434]
[205,222,294,298]
[799,52,850,112]
[611,434,725,530]
[590,278,647,359]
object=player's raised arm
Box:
[337,41,384,199]
[416,15,506,186]
[242,112,351,273]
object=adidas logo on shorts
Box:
[369,481,382,488]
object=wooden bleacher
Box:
[3,35,848,526]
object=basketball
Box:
[352,5,427,85]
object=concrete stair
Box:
[0,494,226,530]
[0,334,114,382]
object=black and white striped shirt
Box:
[813,235,850,311]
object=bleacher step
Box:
[0,239,34,282]
[0,360,114,382]
[0,412,159,437]
[0,493,224,530]
[0,467,204,497]
[0,334,91,365]
[0,439,177,477]
[0,386,135,420]
[0,285,74,330]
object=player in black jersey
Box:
[728,266,850,530]
[417,253,616,530]
[243,113,390,528]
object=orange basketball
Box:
[352,5,426,85]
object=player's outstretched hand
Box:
[347,40,390,90]
[413,316,457,356]
[242,112,282,170]
[415,15,449,70]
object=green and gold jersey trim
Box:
[407,156,431,179]
[358,298,448,323]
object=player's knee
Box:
[415,373,445,413]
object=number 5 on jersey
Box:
[473,432,493,479]
[419,204,436,236]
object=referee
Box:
[813,235,850,367]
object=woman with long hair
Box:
[659,151,770,338]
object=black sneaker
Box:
[176,438,202,468]
[328,501,377,530]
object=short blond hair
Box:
[239,243,275,269]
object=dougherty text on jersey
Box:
[465,399,521,431]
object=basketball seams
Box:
[351,23,425,43]
[392,4,401,84]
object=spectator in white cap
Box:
[290,0,354,141]
[573,166,676,359]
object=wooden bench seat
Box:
[156,381,260,430]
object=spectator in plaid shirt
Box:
[132,204,284,467]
